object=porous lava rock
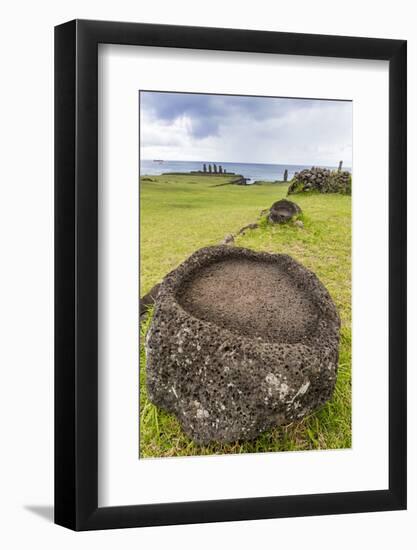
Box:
[145,246,340,444]
[268,199,301,223]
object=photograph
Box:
[139,90,352,459]
[0,1,409,541]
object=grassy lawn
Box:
[140,173,351,458]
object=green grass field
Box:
[140,173,351,458]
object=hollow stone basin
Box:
[145,246,340,445]
[268,198,301,223]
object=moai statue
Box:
[213,164,217,173]
[223,168,226,173]
[219,165,223,173]
[203,163,207,173]
[283,169,288,182]
[338,160,343,172]
[208,164,212,173]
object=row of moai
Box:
[203,163,226,174]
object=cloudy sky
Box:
[140,91,352,167]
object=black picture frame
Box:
[55,19,407,531]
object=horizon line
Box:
[141,159,352,168]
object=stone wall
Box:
[287,167,351,195]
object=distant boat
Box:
[153,159,164,163]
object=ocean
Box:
[140,160,350,183]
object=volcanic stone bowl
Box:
[268,199,301,223]
[145,246,340,445]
